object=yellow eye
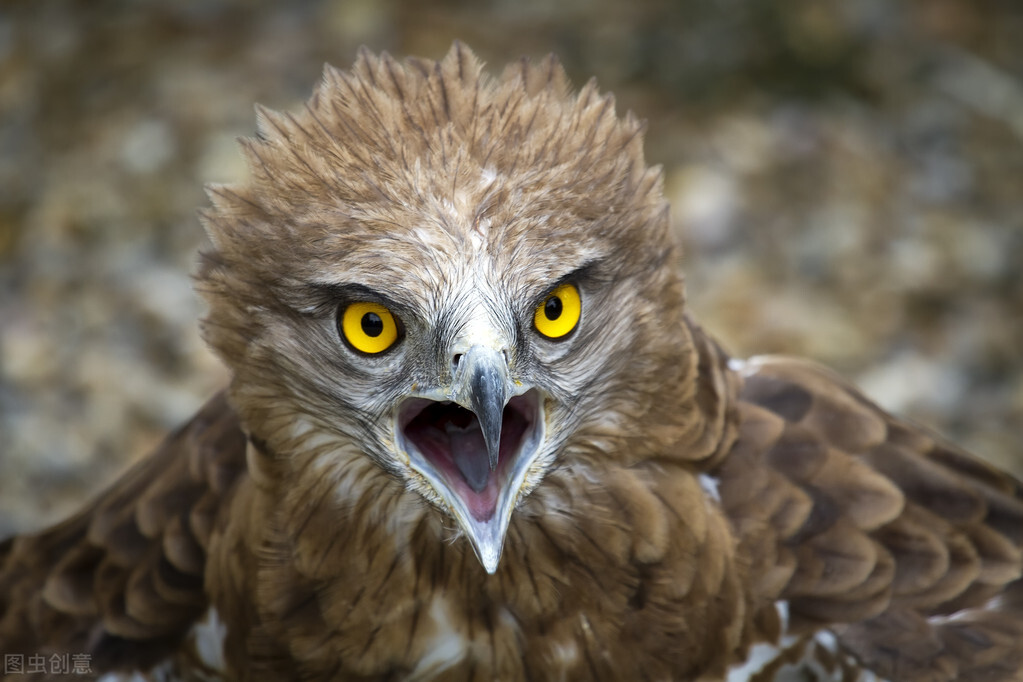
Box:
[340,302,401,354]
[534,283,581,339]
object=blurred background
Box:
[1,0,1021,536]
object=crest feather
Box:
[214,43,651,214]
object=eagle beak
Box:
[397,345,545,574]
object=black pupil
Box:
[361,312,384,337]
[544,296,563,321]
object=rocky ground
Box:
[1,0,1021,537]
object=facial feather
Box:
[197,42,714,519]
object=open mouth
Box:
[398,389,544,522]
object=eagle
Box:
[1,42,1022,682]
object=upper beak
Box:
[450,345,507,474]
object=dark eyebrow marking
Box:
[303,282,417,320]
[527,259,605,310]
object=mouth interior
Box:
[400,390,541,522]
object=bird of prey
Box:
[2,42,1022,682]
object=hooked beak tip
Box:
[483,427,500,472]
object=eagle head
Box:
[196,43,706,573]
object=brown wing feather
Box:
[0,392,247,675]
[715,354,1023,681]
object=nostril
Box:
[452,353,463,373]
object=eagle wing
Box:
[715,353,1023,681]
[0,392,247,676]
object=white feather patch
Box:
[190,607,228,674]
[407,596,468,680]
[726,602,798,681]
[726,601,887,681]
[698,473,721,503]
[550,639,580,669]
[96,659,178,682]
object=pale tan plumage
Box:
[2,43,1022,682]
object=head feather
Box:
[201,42,660,252]
[196,44,694,468]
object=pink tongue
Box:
[445,421,491,493]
